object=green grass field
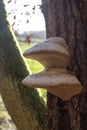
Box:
[19,38,44,73]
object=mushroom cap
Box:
[23,42,70,68]
[44,37,68,49]
[22,68,83,100]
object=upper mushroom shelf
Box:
[22,37,83,101]
[23,37,70,69]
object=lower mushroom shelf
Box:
[22,68,83,101]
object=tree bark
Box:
[0,1,46,130]
[42,0,87,130]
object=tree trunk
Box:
[42,0,87,130]
[0,1,46,130]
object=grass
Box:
[19,38,44,73]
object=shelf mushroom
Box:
[23,41,70,69]
[22,37,83,101]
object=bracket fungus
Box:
[22,37,83,101]
[23,41,70,68]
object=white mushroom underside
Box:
[24,53,70,68]
[22,72,82,88]
[22,72,83,100]
[23,42,70,57]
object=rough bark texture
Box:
[42,0,87,130]
[0,1,46,130]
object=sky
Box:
[4,0,46,33]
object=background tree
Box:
[42,0,87,130]
[0,0,46,130]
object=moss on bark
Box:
[0,0,46,129]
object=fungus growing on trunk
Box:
[23,41,70,68]
[22,37,83,100]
